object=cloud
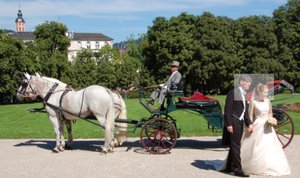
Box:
[0,0,287,17]
[0,0,286,42]
[0,0,250,18]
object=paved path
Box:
[0,136,298,178]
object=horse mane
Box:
[41,76,68,87]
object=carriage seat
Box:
[178,92,217,105]
[166,81,184,97]
[176,92,220,110]
[167,90,184,97]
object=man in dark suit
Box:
[222,74,253,177]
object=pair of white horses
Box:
[16,73,127,153]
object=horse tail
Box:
[113,93,128,146]
[103,88,116,150]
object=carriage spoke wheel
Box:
[140,117,177,154]
[272,108,294,149]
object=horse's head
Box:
[16,72,52,101]
[17,72,71,102]
[16,72,38,101]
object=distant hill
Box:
[113,38,142,49]
[3,29,15,34]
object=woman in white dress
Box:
[241,83,291,176]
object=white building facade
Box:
[66,32,112,61]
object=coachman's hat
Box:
[170,61,180,67]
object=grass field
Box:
[0,94,299,139]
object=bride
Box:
[241,83,291,176]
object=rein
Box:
[18,79,39,100]
[112,85,159,94]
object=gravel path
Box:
[0,136,298,178]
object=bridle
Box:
[17,78,39,100]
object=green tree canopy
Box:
[0,31,26,102]
[33,21,72,81]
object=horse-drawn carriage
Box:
[17,74,295,154]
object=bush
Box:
[295,87,300,93]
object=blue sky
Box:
[0,0,287,43]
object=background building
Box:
[15,9,25,32]
[10,9,113,61]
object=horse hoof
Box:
[52,148,60,153]
[58,146,64,152]
[108,150,114,153]
[101,150,108,155]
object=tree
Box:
[143,13,199,93]
[234,16,281,76]
[34,21,72,81]
[143,12,237,94]
[115,54,140,89]
[273,0,300,86]
[72,49,97,88]
[95,45,119,88]
[193,12,238,94]
[0,31,26,103]
[34,21,70,53]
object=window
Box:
[77,41,82,48]
[87,41,91,49]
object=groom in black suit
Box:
[223,74,253,177]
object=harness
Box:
[25,80,120,127]
[43,83,85,121]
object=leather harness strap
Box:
[44,83,85,121]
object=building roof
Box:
[72,32,113,41]
[10,32,113,41]
[10,32,35,40]
[15,9,25,23]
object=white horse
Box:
[17,73,118,153]
[34,75,128,147]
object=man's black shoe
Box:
[219,169,232,174]
[234,170,249,177]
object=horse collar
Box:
[44,83,59,103]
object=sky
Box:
[0,0,288,43]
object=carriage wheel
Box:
[140,117,177,154]
[272,108,294,149]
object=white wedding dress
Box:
[241,100,291,176]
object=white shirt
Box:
[238,87,246,120]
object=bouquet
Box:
[267,116,278,127]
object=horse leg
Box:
[65,120,73,150]
[105,106,116,153]
[58,120,65,152]
[96,115,115,154]
[49,115,61,153]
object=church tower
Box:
[15,8,25,32]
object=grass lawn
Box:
[0,94,299,139]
